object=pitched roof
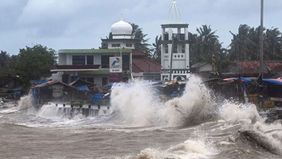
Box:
[132,57,161,73]
[236,61,282,73]
[33,80,75,89]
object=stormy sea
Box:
[0,76,282,159]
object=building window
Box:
[173,44,177,53]
[164,33,169,41]
[72,56,85,65]
[112,43,121,47]
[101,55,111,68]
[126,43,132,47]
[164,44,168,53]
[86,55,94,65]
[122,55,130,71]
[181,44,185,53]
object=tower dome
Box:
[111,20,133,35]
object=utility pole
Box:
[169,37,175,81]
[259,0,264,76]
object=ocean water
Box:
[0,76,281,159]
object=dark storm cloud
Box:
[0,0,281,54]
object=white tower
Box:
[160,0,190,81]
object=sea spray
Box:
[136,139,217,159]
[110,80,162,126]
[219,101,260,123]
[219,100,282,154]
[110,75,216,127]
[17,93,33,110]
[37,102,62,120]
[162,76,215,127]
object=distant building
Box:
[228,61,282,76]
[159,0,190,81]
[51,20,161,86]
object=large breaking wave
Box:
[110,75,216,127]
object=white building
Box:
[51,20,161,85]
[160,0,190,81]
[160,24,190,81]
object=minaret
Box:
[160,0,190,81]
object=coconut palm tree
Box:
[196,25,221,65]
[264,28,282,60]
[131,23,152,58]
[152,36,161,63]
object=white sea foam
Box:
[110,76,215,127]
[219,101,260,123]
[17,94,33,110]
[136,139,217,159]
[219,100,282,154]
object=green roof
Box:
[59,48,132,54]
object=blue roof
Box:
[263,79,282,86]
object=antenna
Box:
[168,0,181,23]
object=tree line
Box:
[151,24,282,72]
[0,45,56,89]
[1,24,281,89]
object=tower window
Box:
[164,33,169,41]
[164,44,168,53]
[182,44,185,53]
[173,44,177,53]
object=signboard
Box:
[109,57,122,73]
[52,85,64,98]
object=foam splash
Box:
[219,101,282,154]
[36,102,62,120]
[136,139,216,159]
[0,94,32,114]
[110,80,161,126]
[110,76,215,127]
[17,94,33,110]
[162,76,214,127]
[219,101,260,124]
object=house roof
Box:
[33,80,75,89]
[132,57,161,73]
[235,61,282,73]
[191,62,211,68]
[69,79,93,87]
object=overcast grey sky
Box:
[0,0,281,54]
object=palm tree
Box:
[196,25,221,65]
[229,25,282,62]
[131,23,152,58]
[264,28,282,60]
[152,36,161,63]
[0,51,10,69]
